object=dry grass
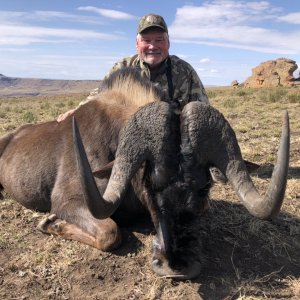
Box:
[0,86,299,299]
[0,93,87,135]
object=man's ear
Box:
[135,35,139,49]
[93,160,114,179]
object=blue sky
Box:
[0,0,299,86]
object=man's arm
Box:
[170,56,210,109]
[189,68,210,104]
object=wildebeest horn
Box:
[73,117,123,218]
[180,102,290,220]
[73,102,174,219]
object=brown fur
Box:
[0,68,161,251]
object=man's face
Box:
[136,28,170,68]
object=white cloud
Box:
[169,1,300,55]
[0,24,122,46]
[0,47,32,53]
[277,12,300,25]
[200,58,210,63]
[0,10,106,25]
[175,53,188,59]
[0,8,129,46]
[77,6,136,20]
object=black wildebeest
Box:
[0,68,290,279]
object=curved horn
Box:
[72,101,172,219]
[72,117,123,218]
[181,102,290,220]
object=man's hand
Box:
[57,108,76,122]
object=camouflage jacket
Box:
[80,54,209,109]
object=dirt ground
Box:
[1,175,299,300]
[0,90,300,299]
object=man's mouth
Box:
[146,52,161,56]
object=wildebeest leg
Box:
[37,214,121,251]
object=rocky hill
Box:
[243,58,300,88]
[0,74,100,97]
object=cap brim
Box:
[138,25,167,33]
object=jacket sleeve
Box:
[188,68,210,105]
[171,56,210,109]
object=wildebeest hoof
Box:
[37,214,58,233]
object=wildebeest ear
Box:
[93,161,114,178]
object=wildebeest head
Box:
[73,99,289,280]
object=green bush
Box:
[40,102,50,110]
[223,98,237,108]
[236,90,246,97]
[67,100,75,107]
[265,88,288,102]
[22,111,36,123]
[55,102,66,108]
[206,90,218,98]
[287,93,300,103]
[50,108,61,118]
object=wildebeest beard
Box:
[144,139,212,273]
[156,179,211,268]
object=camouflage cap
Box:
[137,14,168,34]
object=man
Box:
[57,13,209,122]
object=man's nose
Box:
[148,43,156,49]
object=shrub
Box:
[206,90,218,98]
[55,102,66,108]
[40,102,50,110]
[236,90,246,97]
[22,111,36,123]
[50,108,61,118]
[287,93,300,103]
[265,88,288,102]
[223,98,237,108]
[67,100,75,107]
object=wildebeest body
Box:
[0,68,290,279]
[0,70,161,252]
[1,103,113,210]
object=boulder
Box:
[243,58,299,88]
[231,80,239,88]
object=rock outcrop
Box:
[231,80,239,88]
[243,58,300,88]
